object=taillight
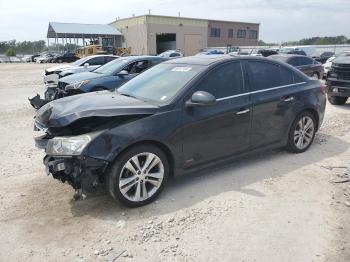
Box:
[321,83,327,94]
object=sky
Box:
[0,0,350,43]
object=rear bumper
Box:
[327,78,350,97]
[44,155,109,189]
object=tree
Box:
[5,47,16,57]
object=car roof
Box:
[163,55,288,66]
[119,55,164,61]
[86,54,119,58]
[270,54,309,59]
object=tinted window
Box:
[125,60,150,74]
[151,59,163,66]
[196,62,244,98]
[105,56,117,63]
[248,61,294,91]
[88,56,105,65]
[288,57,299,66]
[299,57,313,66]
[247,61,282,90]
[169,53,180,57]
[280,66,294,85]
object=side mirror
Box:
[186,91,216,107]
[117,70,129,76]
[84,63,89,68]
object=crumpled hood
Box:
[59,71,108,84]
[36,91,158,128]
[333,57,350,64]
[46,64,74,72]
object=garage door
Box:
[184,34,202,56]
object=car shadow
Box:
[69,133,349,221]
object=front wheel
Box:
[327,95,348,105]
[286,111,316,153]
[106,144,169,207]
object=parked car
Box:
[324,51,350,78]
[279,48,306,56]
[36,54,55,63]
[327,55,350,105]
[313,51,335,64]
[54,56,167,98]
[51,53,79,63]
[158,50,183,59]
[257,49,279,57]
[43,55,119,85]
[196,49,225,55]
[29,55,121,109]
[34,56,326,206]
[27,54,40,62]
[269,54,324,79]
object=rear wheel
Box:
[106,144,169,207]
[327,95,348,105]
[286,111,316,153]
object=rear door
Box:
[182,61,252,167]
[246,60,298,148]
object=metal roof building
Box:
[47,22,122,38]
[46,22,122,51]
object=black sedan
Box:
[269,54,324,79]
[34,55,326,207]
[51,53,79,63]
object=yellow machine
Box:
[76,44,107,58]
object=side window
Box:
[279,66,294,85]
[288,58,299,66]
[88,57,105,65]
[293,73,305,83]
[299,57,312,66]
[195,62,244,98]
[126,60,150,74]
[105,56,117,63]
[247,61,282,91]
[169,53,180,57]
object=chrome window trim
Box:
[216,82,307,101]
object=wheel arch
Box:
[110,140,176,179]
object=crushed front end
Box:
[44,155,108,190]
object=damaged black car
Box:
[34,56,325,207]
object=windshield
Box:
[118,63,204,104]
[94,58,130,75]
[72,57,90,66]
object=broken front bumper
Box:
[44,155,109,189]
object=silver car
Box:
[43,55,118,85]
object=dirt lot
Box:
[0,63,349,262]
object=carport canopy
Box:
[47,22,122,39]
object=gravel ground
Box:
[0,63,349,262]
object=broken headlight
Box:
[46,134,91,156]
[65,80,90,90]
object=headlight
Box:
[65,80,89,90]
[46,134,91,156]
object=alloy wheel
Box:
[293,116,315,150]
[119,152,164,202]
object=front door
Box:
[181,61,251,168]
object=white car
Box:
[158,50,183,59]
[43,55,118,85]
[324,51,350,78]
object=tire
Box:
[327,95,348,105]
[286,111,316,153]
[106,144,169,207]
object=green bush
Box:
[5,47,16,57]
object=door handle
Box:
[283,96,294,102]
[236,108,250,115]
